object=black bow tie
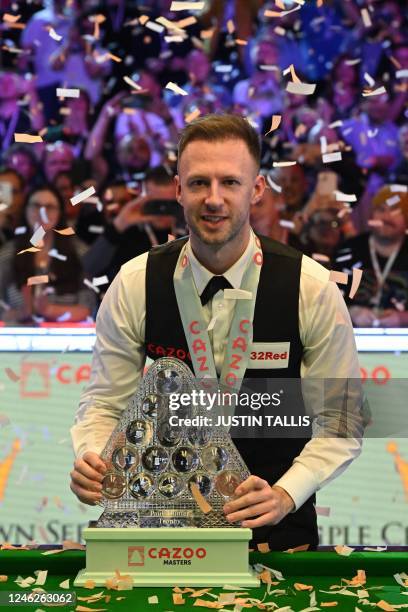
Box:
[200,275,232,306]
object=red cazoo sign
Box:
[128,546,207,566]
[360,365,391,385]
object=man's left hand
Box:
[223,476,295,528]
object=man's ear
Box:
[175,175,183,206]
[252,174,266,205]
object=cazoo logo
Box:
[128,546,207,567]
[360,366,391,385]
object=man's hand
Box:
[223,476,295,528]
[113,196,157,233]
[70,451,107,505]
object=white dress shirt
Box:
[71,231,363,511]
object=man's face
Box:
[372,203,406,241]
[44,145,74,182]
[278,166,307,210]
[175,139,264,247]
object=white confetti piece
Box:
[329,120,343,128]
[362,86,387,97]
[88,225,104,234]
[34,570,48,586]
[363,546,387,552]
[84,278,100,294]
[315,506,331,516]
[335,190,357,202]
[349,268,363,299]
[170,1,205,10]
[207,314,219,331]
[266,175,282,193]
[59,578,70,589]
[165,81,188,95]
[334,544,355,556]
[396,69,408,79]
[14,226,27,235]
[322,152,342,163]
[224,289,252,300]
[279,219,295,229]
[48,248,67,261]
[30,225,46,247]
[360,8,372,27]
[123,75,142,90]
[48,27,62,41]
[273,160,297,167]
[329,271,348,285]
[92,275,109,287]
[56,87,80,98]
[364,72,375,87]
[39,207,49,224]
[286,81,316,95]
[70,186,96,206]
[56,312,71,322]
[145,20,164,33]
[367,219,384,227]
[148,595,158,604]
[390,184,407,192]
[386,195,401,207]
[335,254,352,262]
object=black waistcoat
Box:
[144,235,318,550]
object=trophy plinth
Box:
[74,358,259,587]
[74,527,258,587]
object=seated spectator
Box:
[43,142,75,183]
[44,89,92,159]
[82,167,180,287]
[326,55,360,120]
[334,186,408,327]
[0,185,94,323]
[0,168,25,245]
[390,124,408,186]
[54,171,77,224]
[272,165,309,221]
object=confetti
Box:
[286,81,316,96]
[273,161,297,167]
[30,225,46,247]
[257,543,270,553]
[360,8,372,27]
[322,152,342,163]
[48,248,67,261]
[123,75,143,91]
[48,27,62,41]
[173,593,186,604]
[185,108,201,123]
[329,270,347,285]
[27,275,48,286]
[266,175,282,193]
[334,544,354,556]
[148,595,159,603]
[54,227,75,235]
[284,543,310,552]
[92,275,109,287]
[3,13,21,23]
[265,115,282,135]
[335,191,357,202]
[165,81,188,96]
[386,195,401,207]
[56,88,80,98]
[70,186,96,206]
[294,583,313,591]
[4,368,20,382]
[0,576,7,582]
[34,570,48,586]
[192,600,223,609]
[312,253,330,263]
[362,86,387,97]
[349,268,363,299]
[59,579,70,589]
[190,482,213,513]
[170,1,205,10]
[279,220,295,229]
[14,133,43,143]
[376,601,396,612]
[17,247,41,255]
[145,21,164,33]
[283,64,301,83]
[84,279,100,294]
[390,184,407,193]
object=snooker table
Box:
[0,547,407,611]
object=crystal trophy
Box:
[74,358,259,587]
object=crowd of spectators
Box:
[0,0,407,326]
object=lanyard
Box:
[173,236,263,392]
[369,235,400,307]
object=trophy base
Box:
[74,527,259,587]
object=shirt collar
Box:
[186,229,257,297]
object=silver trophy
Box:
[96,357,251,529]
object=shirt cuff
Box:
[273,462,320,512]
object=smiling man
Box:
[70,114,364,550]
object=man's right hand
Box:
[70,452,107,505]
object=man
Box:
[335,185,408,328]
[71,114,363,550]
